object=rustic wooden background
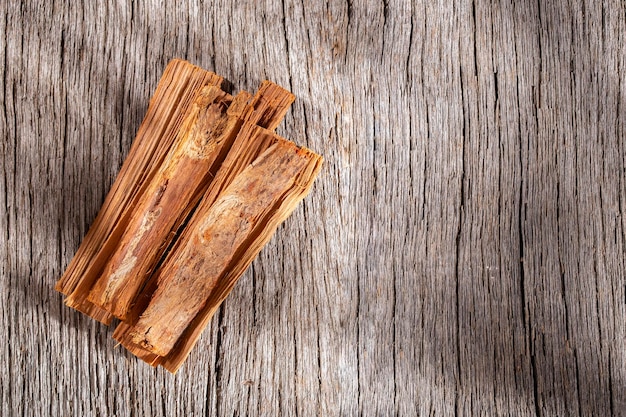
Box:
[2,0,625,415]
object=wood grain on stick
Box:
[128,140,322,358]
[161,141,322,373]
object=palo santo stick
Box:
[161,144,322,373]
[127,140,322,357]
[80,87,250,320]
[54,58,319,372]
[112,140,322,372]
[56,59,222,296]
[56,59,222,322]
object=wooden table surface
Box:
[2,1,625,416]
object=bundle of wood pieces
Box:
[55,59,323,373]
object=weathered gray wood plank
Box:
[1,0,625,416]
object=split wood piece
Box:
[55,59,222,321]
[112,122,282,365]
[160,144,321,373]
[126,139,322,362]
[79,87,244,320]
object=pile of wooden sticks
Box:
[55,59,323,373]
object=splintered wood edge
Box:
[243,80,296,131]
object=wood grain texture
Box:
[1,1,625,416]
